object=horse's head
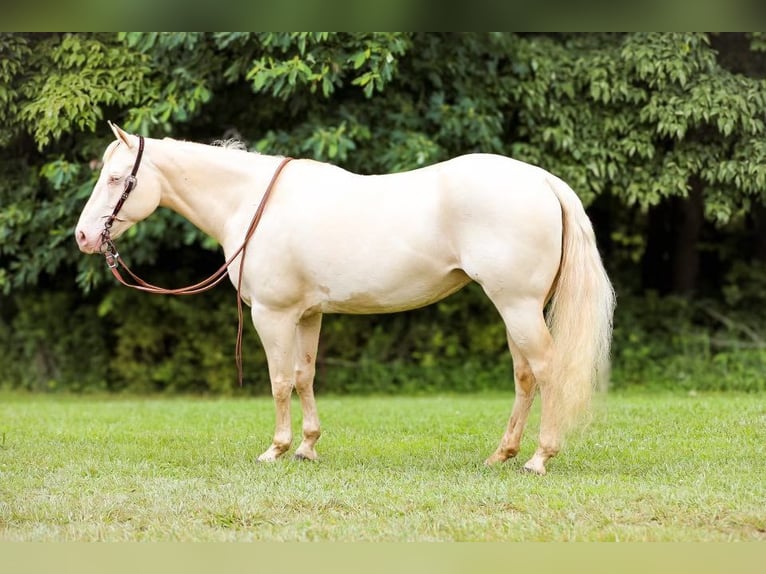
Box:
[75,122,162,253]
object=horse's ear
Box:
[108,121,134,149]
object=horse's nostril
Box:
[76,229,87,246]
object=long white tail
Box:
[545,176,616,431]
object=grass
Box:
[0,390,764,541]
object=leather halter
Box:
[98,135,292,385]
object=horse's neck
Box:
[153,140,274,246]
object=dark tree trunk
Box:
[642,179,705,295]
[670,179,705,295]
[753,203,766,264]
[642,201,673,294]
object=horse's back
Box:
[252,153,564,313]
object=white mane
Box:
[211,138,249,151]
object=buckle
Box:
[99,236,120,269]
[105,250,120,269]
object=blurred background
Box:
[0,32,764,395]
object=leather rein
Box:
[99,135,292,385]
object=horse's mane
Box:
[158,136,251,153]
[210,138,248,152]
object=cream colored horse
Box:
[76,123,614,475]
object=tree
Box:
[1,32,764,392]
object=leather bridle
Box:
[99,135,145,263]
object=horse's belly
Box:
[319,268,470,314]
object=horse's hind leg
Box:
[491,300,561,475]
[293,312,322,461]
[485,334,538,465]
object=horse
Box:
[75,122,615,475]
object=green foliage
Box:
[0,34,32,148]
[0,290,110,392]
[509,33,766,215]
[2,276,762,394]
[99,287,269,394]
[611,264,766,392]
[6,33,150,149]
[1,33,765,394]
[3,32,766,292]
[242,32,409,100]
[117,32,214,133]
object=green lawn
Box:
[0,391,763,541]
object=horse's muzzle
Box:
[75,227,100,254]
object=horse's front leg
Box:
[293,312,322,461]
[251,305,299,462]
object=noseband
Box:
[96,134,292,385]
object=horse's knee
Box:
[294,365,316,391]
[271,378,294,402]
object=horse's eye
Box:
[108,175,121,185]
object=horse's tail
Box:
[545,176,615,432]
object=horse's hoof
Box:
[293,453,318,462]
[521,463,547,476]
[256,453,279,463]
[485,450,518,466]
